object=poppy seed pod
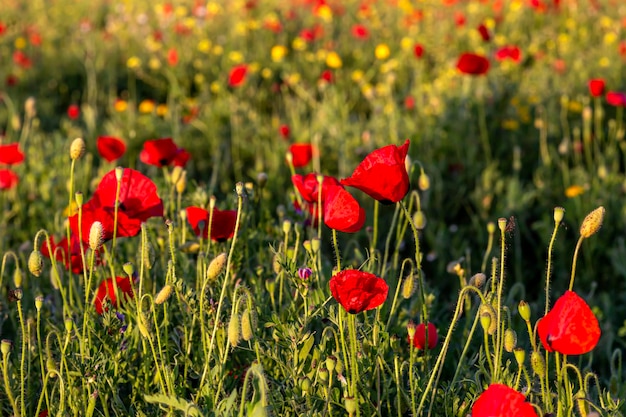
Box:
[1,340,12,356]
[28,250,44,277]
[579,206,605,238]
[70,138,86,160]
[514,347,525,366]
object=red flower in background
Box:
[320,70,334,83]
[329,270,388,314]
[413,44,425,59]
[410,322,438,350]
[185,206,238,242]
[341,139,410,204]
[279,124,291,139]
[67,104,80,119]
[173,148,190,167]
[289,143,314,167]
[0,169,19,190]
[537,290,601,355]
[70,168,164,244]
[12,51,32,68]
[228,64,248,87]
[140,137,188,167]
[97,136,126,162]
[292,173,341,204]
[323,184,366,233]
[456,53,490,75]
[477,23,491,42]
[472,384,539,417]
[351,24,369,39]
[606,91,626,107]
[41,234,98,274]
[588,79,605,97]
[0,143,25,165]
[167,48,178,66]
[94,276,134,314]
[495,45,522,63]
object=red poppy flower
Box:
[456,53,490,75]
[12,51,32,69]
[228,64,248,88]
[67,104,80,119]
[410,322,438,350]
[341,139,410,204]
[477,23,491,42]
[279,124,291,139]
[94,276,134,314]
[329,270,388,314]
[495,46,522,63]
[472,384,539,417]
[404,96,415,110]
[0,169,19,190]
[288,143,314,168]
[588,79,605,97]
[97,136,126,162]
[140,137,187,167]
[167,48,178,66]
[351,24,369,39]
[537,290,601,355]
[0,143,25,165]
[186,206,238,242]
[320,70,334,84]
[413,44,425,59]
[292,173,341,204]
[173,148,190,167]
[606,91,626,107]
[323,185,366,233]
[70,168,164,243]
[41,234,99,274]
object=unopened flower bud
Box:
[531,350,545,376]
[554,206,565,224]
[89,221,104,251]
[504,329,517,352]
[311,237,321,253]
[13,268,23,288]
[479,304,497,335]
[70,138,85,160]
[257,172,268,187]
[402,274,415,299]
[64,317,73,333]
[176,171,187,194]
[300,376,311,394]
[170,166,184,186]
[28,250,44,277]
[154,284,173,305]
[418,170,430,191]
[326,355,337,373]
[207,253,227,281]
[318,366,329,382]
[487,222,496,234]
[413,211,427,229]
[282,219,292,234]
[469,273,486,288]
[518,300,531,322]
[241,308,254,341]
[115,166,124,182]
[579,206,605,238]
[514,347,525,366]
[228,314,241,347]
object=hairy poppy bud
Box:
[513,347,525,367]
[154,284,173,305]
[318,366,329,382]
[89,221,104,251]
[479,304,497,335]
[469,272,486,288]
[70,138,85,160]
[175,171,187,194]
[518,300,531,322]
[207,253,227,281]
[228,314,241,347]
[413,210,427,229]
[531,351,545,376]
[326,355,337,373]
[28,250,44,277]
[579,206,605,238]
[13,268,23,288]
[418,170,430,191]
[504,329,517,352]
[402,273,416,299]
[241,308,254,341]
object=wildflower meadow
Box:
[1,0,626,415]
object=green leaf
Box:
[144,394,203,416]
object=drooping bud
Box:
[469,272,486,288]
[228,314,241,348]
[70,138,86,160]
[418,170,430,191]
[241,308,254,341]
[154,285,173,305]
[513,348,525,367]
[413,211,427,229]
[479,304,497,335]
[579,206,605,238]
[28,250,44,277]
[402,273,415,299]
[13,268,23,288]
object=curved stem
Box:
[569,236,584,291]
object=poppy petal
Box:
[329,270,388,314]
[97,136,126,162]
[323,185,366,233]
[0,143,25,165]
[472,384,539,417]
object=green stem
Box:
[568,236,584,291]
[332,228,341,272]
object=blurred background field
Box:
[1,0,626,414]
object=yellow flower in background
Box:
[15,37,27,49]
[271,45,288,62]
[148,57,161,70]
[604,32,617,45]
[375,43,391,60]
[599,57,610,67]
[494,34,506,46]
[139,100,155,114]
[285,72,301,85]
[247,19,260,30]
[206,2,221,16]
[400,37,412,51]
[326,51,342,69]
[249,62,260,72]
[127,56,142,69]
[351,70,364,82]
[175,5,188,17]
[156,104,168,117]
[380,59,398,74]
[600,16,613,28]
[292,37,306,51]
[210,81,221,94]
[228,50,244,63]
[212,45,223,55]
[198,39,212,53]
[315,4,332,22]
[63,201,79,217]
[568,101,583,113]
[501,119,519,130]
[194,73,205,85]
[235,22,247,35]
[565,185,585,198]
[261,68,273,79]
[114,99,128,112]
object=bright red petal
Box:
[94,276,134,314]
[323,185,366,233]
[0,169,19,190]
[472,384,539,417]
[412,322,438,350]
[329,270,388,314]
[139,138,180,167]
[289,144,314,168]
[0,143,25,165]
[97,136,126,162]
[456,52,490,75]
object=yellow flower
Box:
[326,51,342,69]
[127,56,142,69]
[604,32,617,45]
[198,39,212,53]
[261,68,273,79]
[138,100,155,114]
[565,185,585,198]
[228,50,244,63]
[400,37,412,51]
[315,4,333,22]
[212,45,224,56]
[148,57,161,70]
[501,119,519,130]
[292,37,307,51]
[599,57,610,68]
[156,104,168,117]
[14,37,27,50]
[351,70,364,82]
[375,43,391,60]
[194,73,205,85]
[568,101,583,113]
[210,81,221,94]
[271,45,288,62]
[114,99,128,112]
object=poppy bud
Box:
[207,253,227,281]
[28,250,44,277]
[303,240,312,253]
[504,329,517,352]
[514,347,525,366]
[35,295,44,311]
[241,308,255,341]
[25,97,36,118]
[479,304,497,335]
[326,355,337,373]
[235,182,245,197]
[272,254,282,274]
[47,356,57,376]
[402,274,416,299]
[1,339,12,356]
[498,217,507,233]
[530,350,545,376]
[299,376,311,394]
[469,272,486,288]
[74,191,83,207]
[282,219,292,234]
[175,171,187,194]
[413,210,427,229]
[257,172,268,187]
[13,268,22,288]
[115,166,124,182]
[228,314,240,347]
[575,390,588,417]
[12,288,22,301]
[311,237,321,253]
[407,320,417,341]
[137,314,151,338]
[518,300,531,322]
[553,206,565,224]
[154,284,173,305]
[70,138,86,160]
[122,262,135,277]
[579,206,605,238]
[170,166,184,185]
[89,221,104,251]
[487,221,496,234]
[418,170,430,191]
